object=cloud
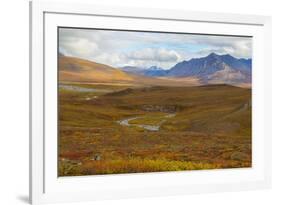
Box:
[60,38,99,58]
[126,48,181,62]
[59,28,252,69]
[120,48,183,69]
[188,35,252,59]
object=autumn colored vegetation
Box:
[58,83,251,176]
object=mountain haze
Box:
[144,66,167,77]
[119,66,167,77]
[119,66,146,75]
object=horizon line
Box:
[59,51,252,70]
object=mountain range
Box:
[59,53,251,87]
[167,53,251,84]
[119,53,251,84]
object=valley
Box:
[58,82,252,176]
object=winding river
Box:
[117,113,176,131]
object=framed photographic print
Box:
[30,0,272,204]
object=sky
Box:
[59,28,252,70]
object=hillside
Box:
[59,55,200,86]
[59,56,134,83]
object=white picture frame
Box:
[30,1,272,204]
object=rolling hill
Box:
[59,56,134,83]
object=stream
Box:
[117,113,176,131]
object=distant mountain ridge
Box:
[59,53,252,87]
[119,66,146,75]
[168,53,251,76]
[119,53,251,84]
[167,53,251,84]
[119,65,167,77]
[143,66,167,77]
